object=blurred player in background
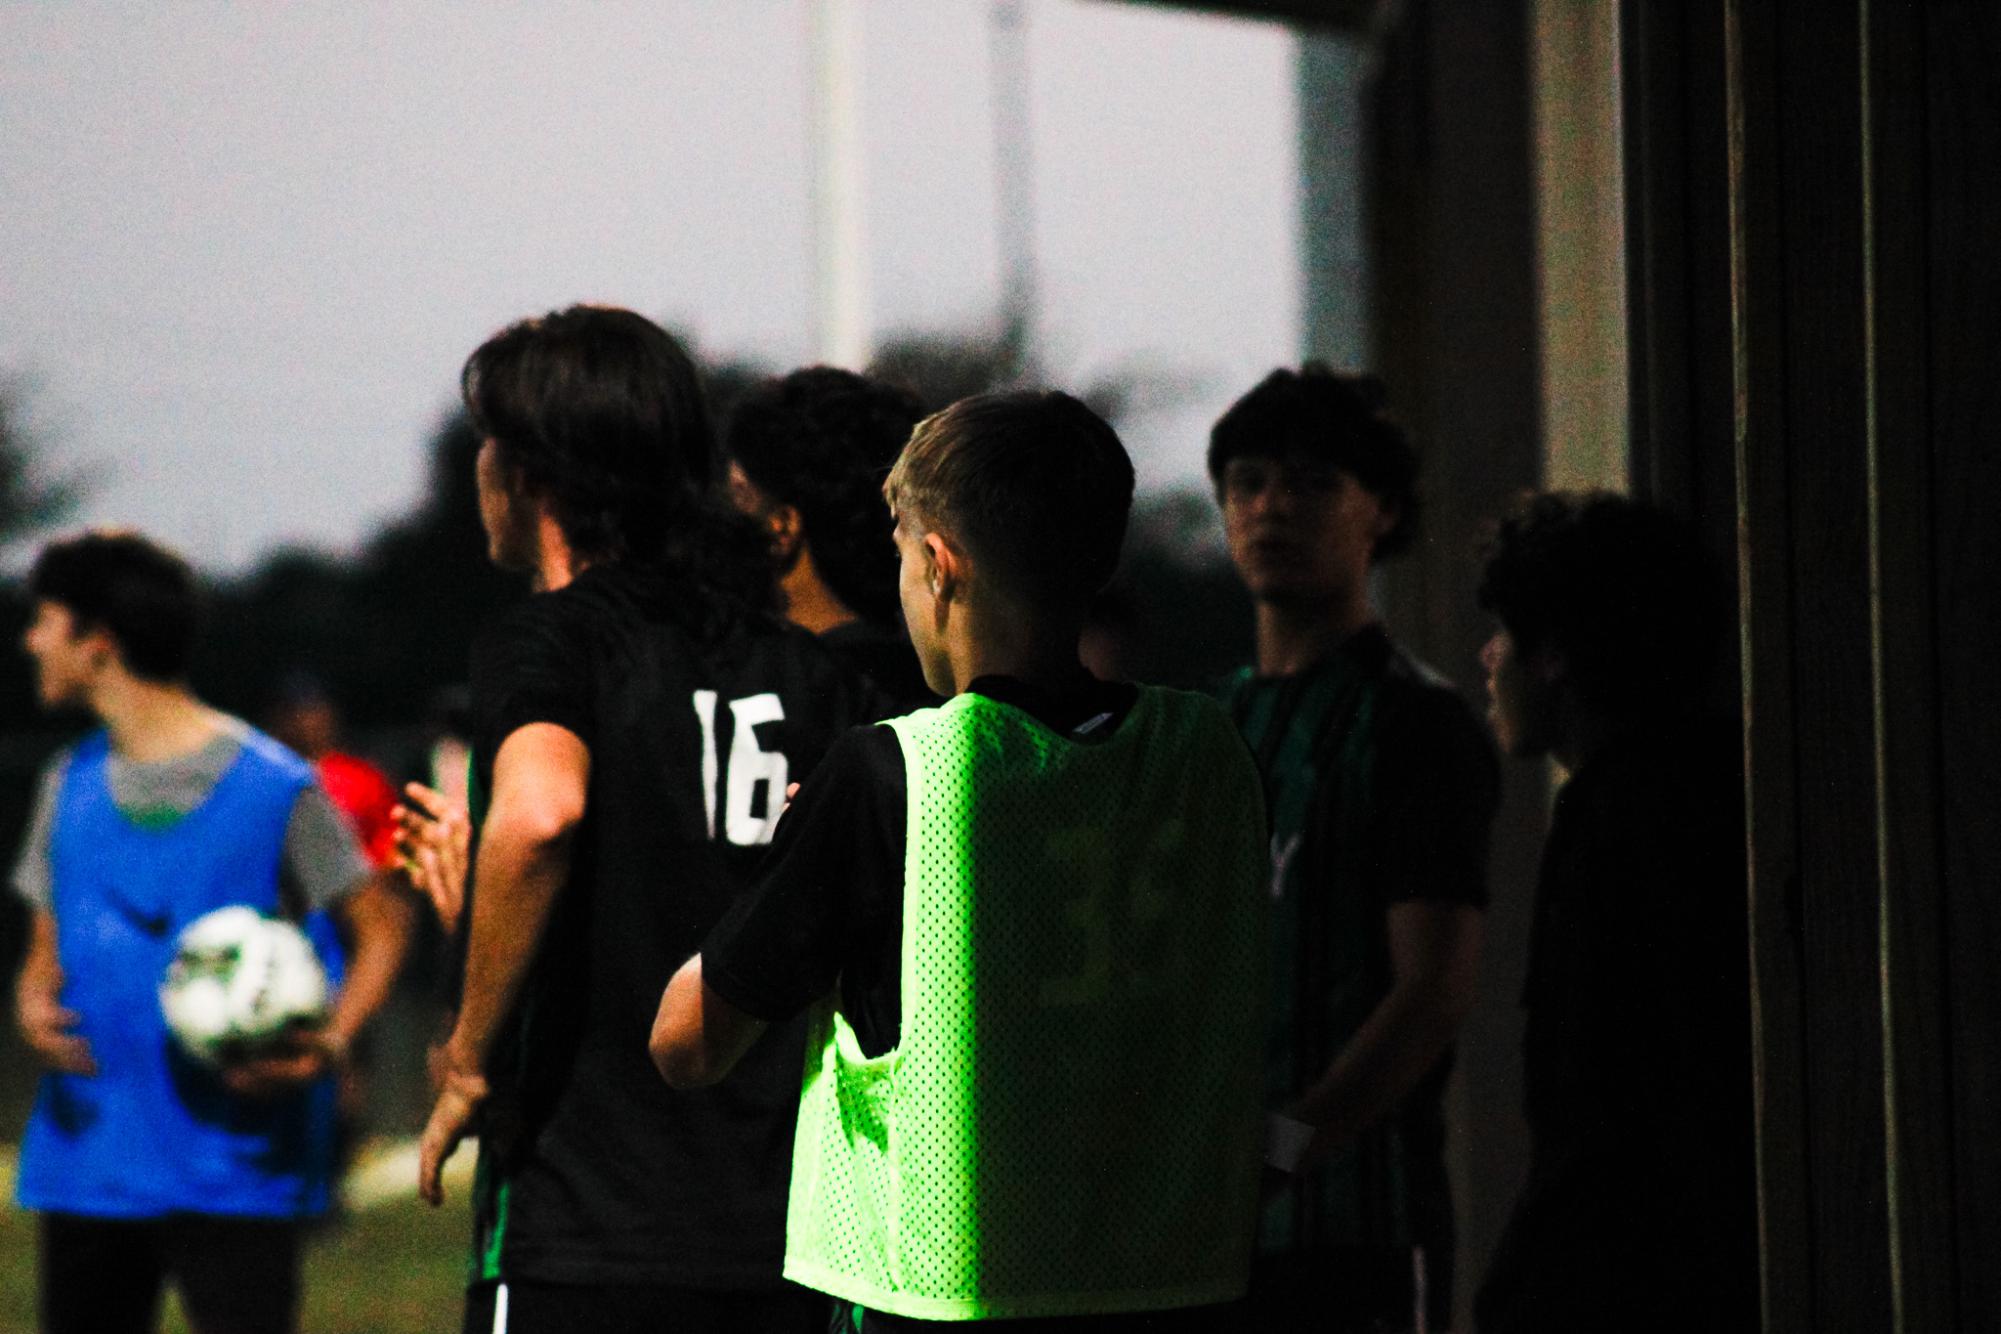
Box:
[1210,368,1499,1333]
[1472,494,1753,1333]
[415,306,877,1334]
[266,671,405,1165]
[11,530,413,1334]
[653,391,1270,1330]
[725,365,933,708]
[265,672,401,871]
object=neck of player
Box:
[532,514,584,593]
[942,604,1094,699]
[1253,585,1379,677]
[779,549,859,636]
[90,671,222,763]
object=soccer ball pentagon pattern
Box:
[159,906,331,1067]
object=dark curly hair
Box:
[462,306,773,611]
[1478,492,1727,715]
[1206,364,1421,561]
[29,529,200,682]
[725,367,924,628]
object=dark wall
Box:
[1624,3,2001,1329]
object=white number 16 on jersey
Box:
[692,691,790,846]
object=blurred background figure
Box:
[724,366,933,709]
[266,672,401,873]
[1210,367,1498,1334]
[264,671,409,1176]
[11,530,412,1334]
[1472,493,1753,1334]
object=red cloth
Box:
[316,752,400,870]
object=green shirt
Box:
[1219,626,1499,1261]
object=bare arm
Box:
[418,723,589,1204]
[650,954,769,1090]
[324,871,415,1052]
[14,908,94,1075]
[1283,901,1483,1173]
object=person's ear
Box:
[767,504,804,562]
[76,623,118,674]
[924,532,962,604]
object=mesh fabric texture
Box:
[785,687,1269,1320]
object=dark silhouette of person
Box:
[1209,366,1499,1334]
[1473,492,1756,1333]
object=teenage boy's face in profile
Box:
[22,600,100,710]
[474,438,536,572]
[1480,626,1558,758]
[1219,452,1390,607]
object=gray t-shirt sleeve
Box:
[283,781,373,912]
[12,751,71,912]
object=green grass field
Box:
[0,1175,471,1334]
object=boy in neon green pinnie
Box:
[652,391,1271,1330]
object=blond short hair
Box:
[884,391,1134,606]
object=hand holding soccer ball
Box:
[159,905,336,1093]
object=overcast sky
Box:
[1,1,1336,572]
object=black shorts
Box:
[1239,1248,1425,1334]
[462,1278,827,1334]
[38,1211,304,1334]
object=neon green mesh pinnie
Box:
[786,687,1270,1321]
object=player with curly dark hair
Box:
[1475,490,1726,740]
[1210,365,1498,1333]
[724,366,931,706]
[1473,493,1754,1333]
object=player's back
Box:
[788,685,1270,1320]
[468,561,882,1289]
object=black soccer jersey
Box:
[1475,717,1756,1332]
[701,674,1142,1061]
[462,562,881,1289]
[817,617,937,715]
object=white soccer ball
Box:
[159,906,331,1067]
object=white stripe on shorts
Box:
[491,1281,510,1334]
